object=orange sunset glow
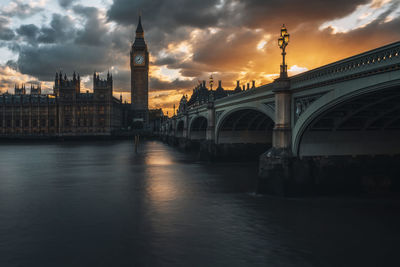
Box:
[0,0,399,116]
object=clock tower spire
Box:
[130,14,149,125]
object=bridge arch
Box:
[176,120,184,138]
[168,122,173,136]
[293,80,400,156]
[215,104,275,136]
[216,107,274,144]
[188,115,208,140]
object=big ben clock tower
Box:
[130,15,149,124]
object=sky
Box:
[0,0,399,115]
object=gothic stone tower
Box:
[130,15,149,124]
[93,72,113,133]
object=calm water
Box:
[0,140,399,267]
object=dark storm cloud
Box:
[17,44,114,80]
[5,0,400,99]
[180,69,204,78]
[58,0,77,8]
[108,69,130,92]
[107,0,222,28]
[14,5,131,83]
[16,14,76,44]
[0,28,15,40]
[150,77,194,91]
[192,28,263,69]
[107,0,232,53]
[107,0,370,36]
[73,5,108,46]
[16,24,39,42]
[239,0,370,29]
[36,14,76,44]
[154,56,178,66]
[104,0,385,91]
[0,16,15,41]
[6,60,18,70]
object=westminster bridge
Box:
[160,41,400,195]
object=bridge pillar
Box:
[169,117,178,145]
[182,113,189,139]
[172,118,176,136]
[272,79,292,149]
[259,78,296,195]
[206,102,215,142]
[197,102,218,160]
[176,113,192,150]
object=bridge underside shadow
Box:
[299,86,400,157]
[215,109,274,160]
[190,116,207,140]
[176,120,184,138]
[174,116,207,151]
[273,86,400,195]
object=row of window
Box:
[64,118,105,127]
[0,106,107,114]
[0,119,55,127]
[64,105,106,113]
[0,119,107,128]
[0,108,55,113]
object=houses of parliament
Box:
[0,16,152,138]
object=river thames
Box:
[0,140,399,266]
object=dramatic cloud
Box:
[0,16,15,41]
[107,0,223,29]
[150,77,194,91]
[36,14,77,44]
[16,24,39,43]
[0,0,399,114]
[58,0,77,8]
[14,4,132,85]
[0,63,44,93]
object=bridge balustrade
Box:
[291,42,400,90]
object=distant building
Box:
[0,72,124,137]
[178,80,256,113]
[148,108,166,133]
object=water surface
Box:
[0,141,399,266]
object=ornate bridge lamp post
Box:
[207,74,216,143]
[272,24,291,149]
[278,25,290,79]
[258,24,293,195]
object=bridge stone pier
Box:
[161,42,400,195]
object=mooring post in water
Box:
[134,135,140,153]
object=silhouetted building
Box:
[149,108,166,132]
[0,72,123,137]
[14,84,27,95]
[178,80,255,113]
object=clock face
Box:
[135,54,144,65]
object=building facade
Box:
[0,72,123,137]
[0,16,157,137]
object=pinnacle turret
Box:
[136,15,144,35]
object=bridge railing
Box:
[290,41,400,90]
[212,82,275,105]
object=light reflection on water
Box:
[0,140,399,267]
